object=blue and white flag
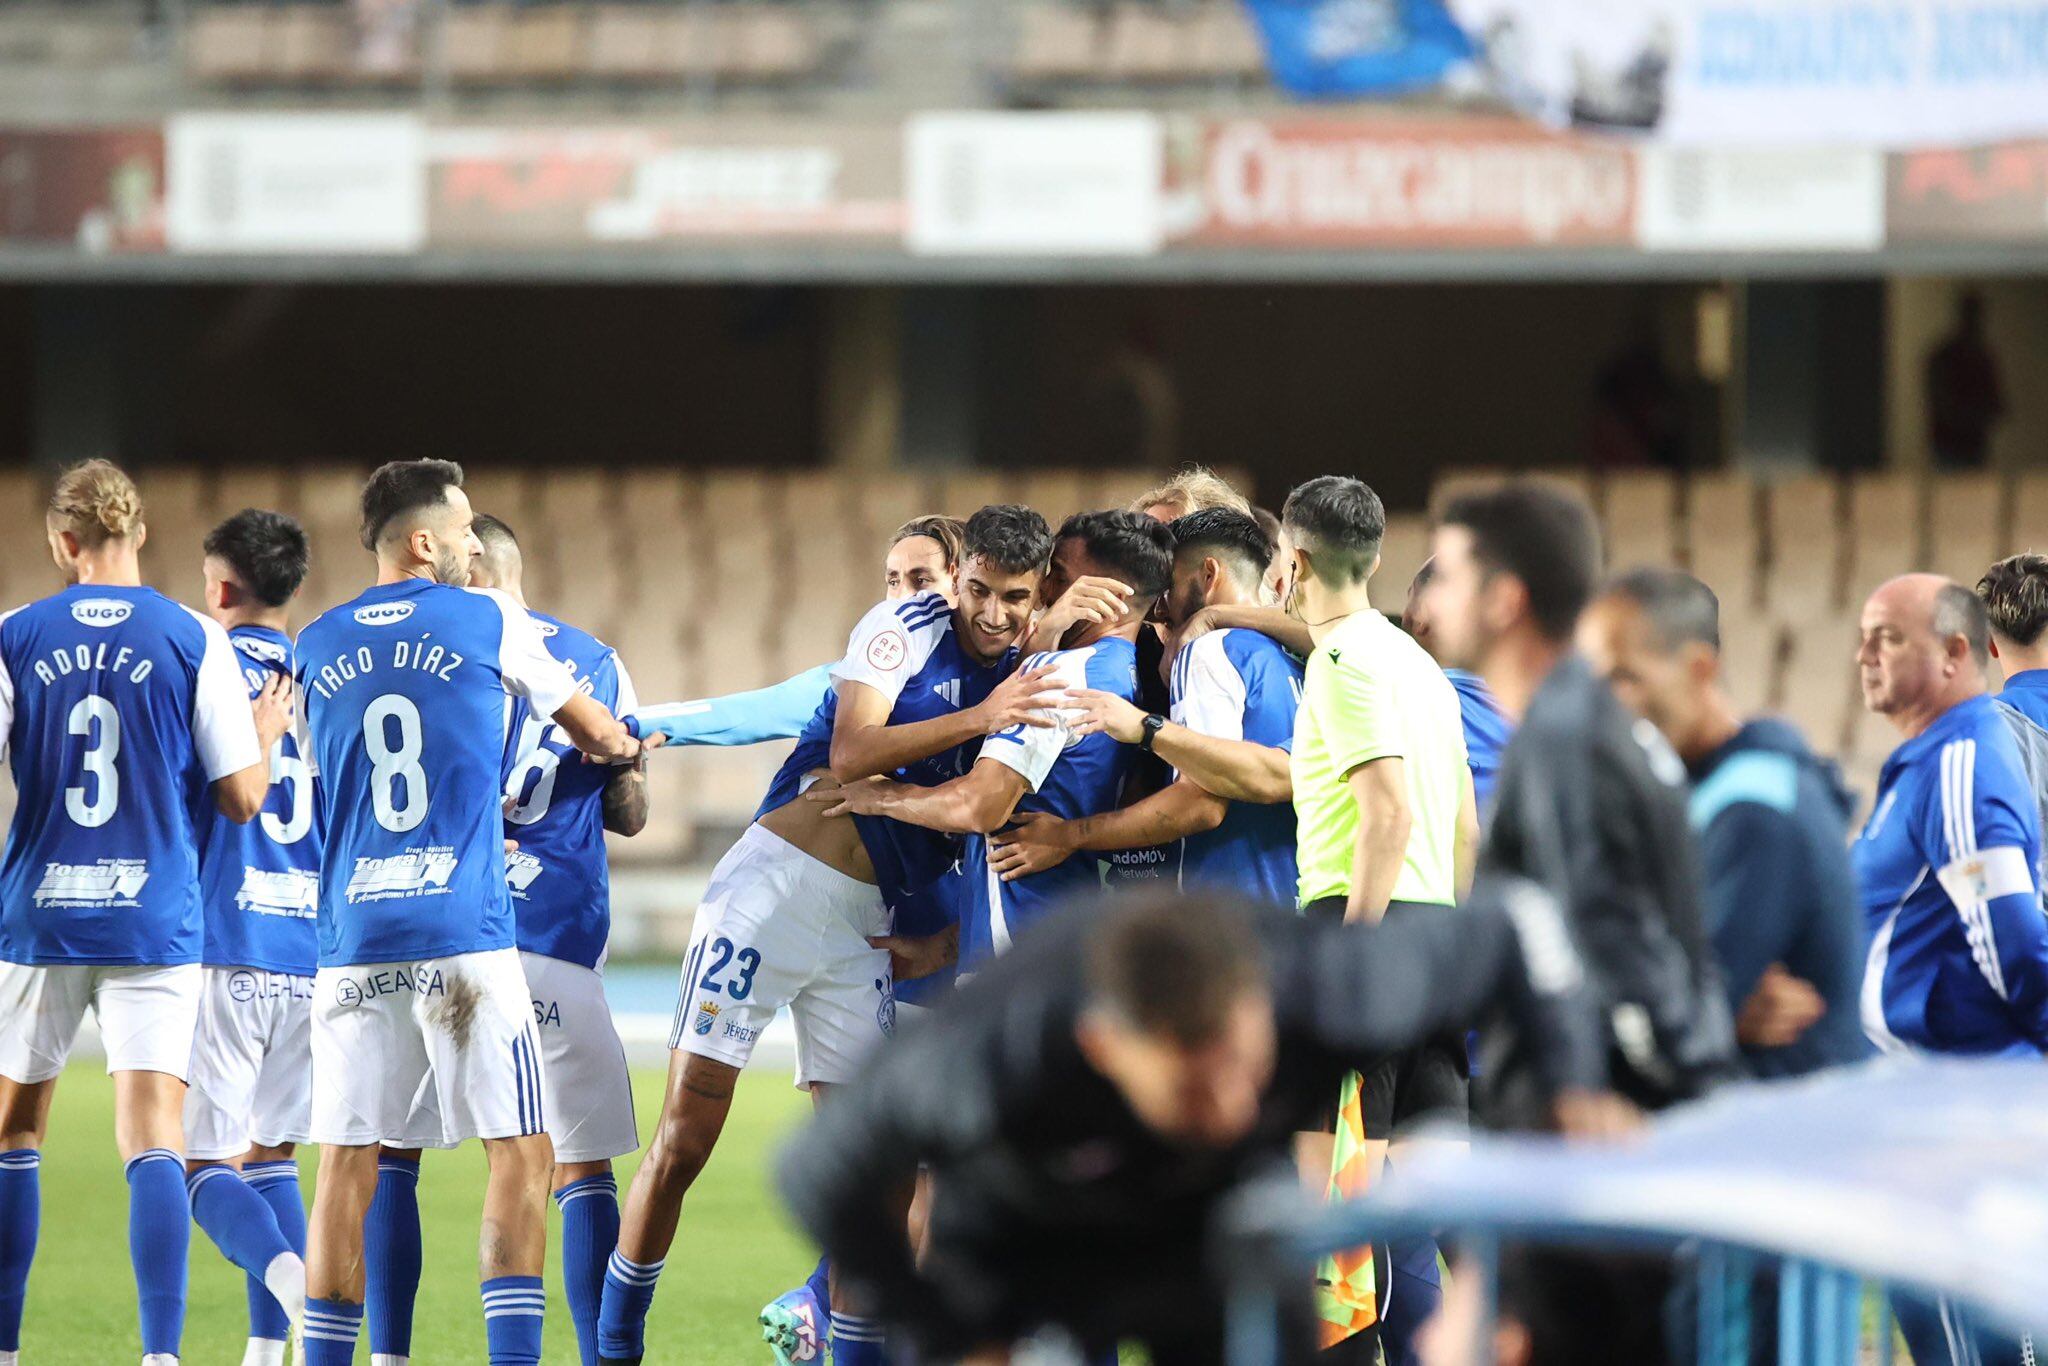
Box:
[1240,0,1475,100]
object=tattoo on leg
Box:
[682,1079,733,1103]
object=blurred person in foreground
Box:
[1976,552,2048,731]
[1854,574,2047,1366]
[1578,568,1865,1078]
[779,887,1610,1366]
[1415,481,1736,1126]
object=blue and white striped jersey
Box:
[962,635,1140,966]
[502,610,635,972]
[197,624,319,976]
[296,581,578,968]
[1169,628,1302,907]
[1854,692,2048,1057]
[755,592,1007,905]
[0,585,260,966]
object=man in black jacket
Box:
[1416,481,1737,1129]
[777,888,1611,1365]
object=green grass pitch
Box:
[26,1064,817,1364]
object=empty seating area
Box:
[182,0,843,90]
[1001,1,1265,92]
[1413,466,2048,802]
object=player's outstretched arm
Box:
[988,784,1226,882]
[634,662,833,748]
[551,692,644,765]
[1065,687,1291,804]
[811,759,1031,835]
[828,667,1062,784]
[1176,603,1313,658]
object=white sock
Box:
[240,1339,286,1366]
[0,1349,19,1366]
[261,1250,307,1333]
[371,1356,412,1366]
[141,1355,179,1366]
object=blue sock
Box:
[0,1150,39,1352]
[555,1174,619,1366]
[804,1254,830,1308]
[245,1160,306,1341]
[482,1274,545,1365]
[829,1312,886,1366]
[1379,1234,1443,1366]
[125,1147,190,1358]
[366,1155,422,1358]
[302,1296,365,1365]
[596,1252,664,1360]
[189,1162,293,1283]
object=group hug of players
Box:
[0,455,1404,1366]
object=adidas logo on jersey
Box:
[505,851,544,893]
[352,601,416,627]
[34,859,149,907]
[69,599,132,628]
[235,867,318,918]
[929,679,962,707]
[345,848,459,902]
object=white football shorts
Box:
[310,947,546,1149]
[0,961,201,1084]
[185,966,315,1160]
[670,825,893,1088]
[520,950,637,1165]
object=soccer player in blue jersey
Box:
[600,506,1055,1366]
[816,510,1175,968]
[0,461,285,1366]
[184,510,321,1366]
[1977,553,2048,733]
[294,460,643,1366]
[357,513,654,1366]
[988,508,1303,907]
[1405,558,1512,808]
[1854,574,2048,1366]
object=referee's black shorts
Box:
[1302,896,1470,1138]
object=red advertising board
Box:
[1166,117,1638,249]
[428,124,903,247]
[0,127,165,251]
[1888,143,2048,242]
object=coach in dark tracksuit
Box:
[777,888,1608,1365]
[1580,568,1866,1079]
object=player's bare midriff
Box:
[756,770,875,884]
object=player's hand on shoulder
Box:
[1176,606,1223,652]
[974,662,1064,734]
[805,774,888,817]
[869,925,957,981]
[1064,688,1144,744]
[988,811,1074,881]
[250,672,295,750]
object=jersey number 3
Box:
[65,694,120,827]
[364,694,429,833]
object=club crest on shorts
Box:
[693,999,721,1036]
[876,977,896,1038]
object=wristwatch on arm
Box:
[1139,713,1167,752]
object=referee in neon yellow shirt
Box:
[1280,475,1480,1365]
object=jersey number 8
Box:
[363,694,429,834]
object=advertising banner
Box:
[1450,0,2048,148]
[1165,117,1636,248]
[428,123,904,247]
[166,113,425,253]
[1889,142,2048,241]
[906,113,1164,256]
[1636,147,1885,250]
[0,127,165,252]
